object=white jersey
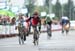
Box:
[62,16,69,20]
[15,19,28,29]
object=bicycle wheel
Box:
[19,33,21,45]
[47,25,52,39]
[33,28,39,45]
[24,32,26,41]
[19,32,24,45]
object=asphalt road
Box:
[0,30,75,51]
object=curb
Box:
[0,34,17,39]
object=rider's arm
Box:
[26,17,33,22]
[38,17,41,32]
[39,17,41,25]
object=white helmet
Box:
[62,16,69,20]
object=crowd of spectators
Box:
[0,15,16,25]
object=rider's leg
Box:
[66,23,70,34]
[49,24,52,36]
[66,27,69,34]
[27,24,31,36]
[32,26,36,43]
[24,33,26,41]
[47,23,52,37]
[32,26,38,44]
[22,27,26,41]
[62,25,64,33]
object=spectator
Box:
[0,16,2,25]
[6,16,10,24]
[11,17,16,25]
[2,15,7,25]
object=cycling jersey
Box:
[26,17,41,26]
[61,19,70,25]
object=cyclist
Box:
[15,14,27,41]
[26,12,41,43]
[45,16,52,38]
[60,16,70,34]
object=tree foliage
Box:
[52,0,62,18]
[63,0,74,20]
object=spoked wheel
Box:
[19,32,24,45]
[34,39,39,46]
[62,27,64,34]
[33,31,39,46]
[65,29,69,35]
[47,30,52,39]
[47,25,52,39]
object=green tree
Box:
[25,0,35,15]
[52,0,62,18]
[63,0,74,20]
[45,0,50,13]
[45,0,49,7]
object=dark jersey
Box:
[26,17,41,26]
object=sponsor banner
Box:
[0,24,62,34]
